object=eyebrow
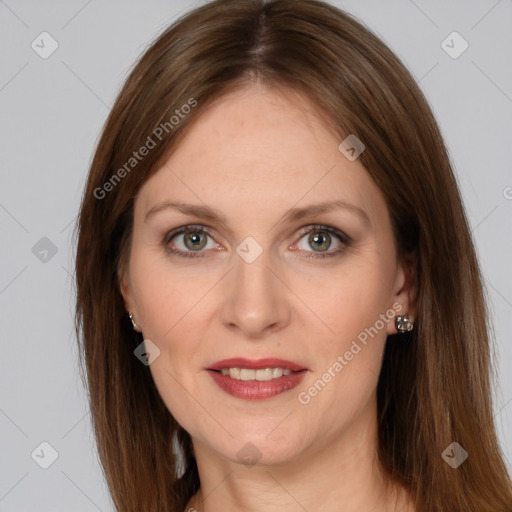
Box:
[144,199,371,228]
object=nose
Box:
[219,244,291,338]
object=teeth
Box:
[220,367,292,380]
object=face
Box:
[119,83,414,466]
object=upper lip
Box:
[207,358,307,372]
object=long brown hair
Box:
[73,1,512,510]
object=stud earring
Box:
[128,312,141,332]
[395,315,414,333]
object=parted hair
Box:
[73,1,512,511]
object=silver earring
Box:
[395,315,414,333]
[128,312,140,332]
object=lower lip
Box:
[206,369,308,400]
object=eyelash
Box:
[161,224,352,260]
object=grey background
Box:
[0,0,511,510]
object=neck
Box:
[184,394,413,512]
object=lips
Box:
[207,357,307,372]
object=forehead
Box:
[135,84,385,228]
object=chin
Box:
[217,434,307,468]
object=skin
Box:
[119,83,417,512]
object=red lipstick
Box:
[207,358,307,372]
[206,358,308,400]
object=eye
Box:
[293,225,351,259]
[162,225,219,258]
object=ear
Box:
[386,251,417,336]
[117,258,143,333]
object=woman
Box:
[73,0,512,511]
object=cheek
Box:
[297,257,393,400]
[130,245,203,339]
[293,256,393,343]
[131,255,208,429]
